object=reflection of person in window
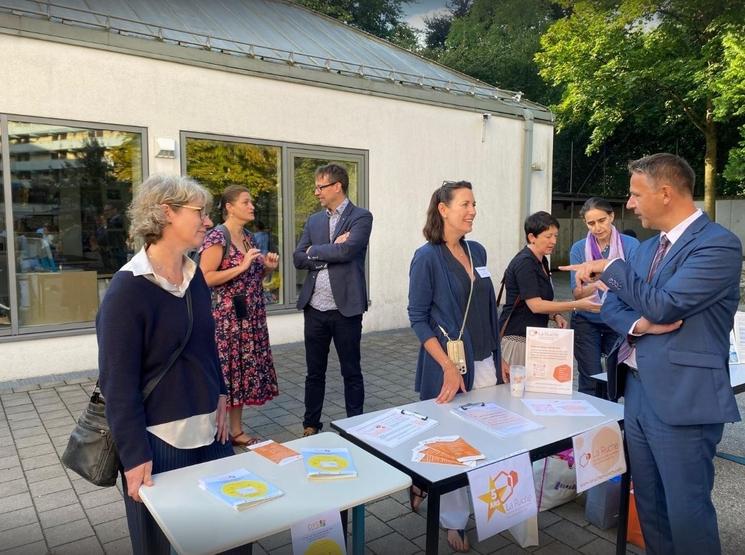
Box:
[96,204,127,272]
[17,224,57,272]
[253,220,270,255]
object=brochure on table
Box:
[524,326,575,394]
[411,435,485,467]
[467,452,537,541]
[572,422,626,493]
[451,402,543,438]
[347,408,438,448]
[248,440,302,465]
[291,509,347,555]
[198,468,283,511]
[302,448,358,479]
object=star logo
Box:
[478,470,519,520]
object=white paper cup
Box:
[510,365,526,397]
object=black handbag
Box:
[62,290,194,486]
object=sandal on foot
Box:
[409,485,428,512]
[446,529,470,553]
[231,432,261,447]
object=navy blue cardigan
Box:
[97,269,226,471]
[408,240,501,400]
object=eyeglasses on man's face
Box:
[314,181,338,192]
[171,204,209,219]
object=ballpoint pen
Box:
[400,409,428,420]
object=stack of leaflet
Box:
[248,439,302,465]
[198,468,283,511]
[411,435,485,467]
[301,447,358,480]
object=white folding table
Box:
[332,385,625,555]
[139,432,411,555]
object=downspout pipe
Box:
[520,108,535,226]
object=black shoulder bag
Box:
[62,289,194,486]
[496,275,521,340]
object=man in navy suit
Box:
[563,153,741,554]
[293,164,373,437]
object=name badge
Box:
[475,266,491,278]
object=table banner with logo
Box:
[290,508,346,555]
[572,421,626,493]
[467,452,537,541]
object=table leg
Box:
[352,505,365,555]
[425,489,440,555]
[341,509,349,542]
[616,435,631,555]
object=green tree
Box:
[714,32,745,194]
[294,0,417,49]
[537,0,745,217]
[436,0,564,104]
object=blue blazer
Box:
[601,213,741,426]
[293,201,373,317]
[408,240,501,401]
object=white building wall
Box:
[0,34,553,379]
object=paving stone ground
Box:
[1,272,744,553]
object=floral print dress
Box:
[200,227,279,407]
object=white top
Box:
[333,384,624,485]
[138,432,411,555]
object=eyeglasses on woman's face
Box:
[170,204,209,219]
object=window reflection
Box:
[9,122,142,328]
[0,148,9,329]
[185,138,283,305]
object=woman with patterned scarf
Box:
[568,197,639,396]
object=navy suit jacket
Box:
[408,240,501,401]
[601,213,741,426]
[293,201,372,317]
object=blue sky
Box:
[401,0,450,32]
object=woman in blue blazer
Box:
[407,180,502,553]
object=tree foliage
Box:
[434,0,564,104]
[537,0,745,210]
[294,0,418,49]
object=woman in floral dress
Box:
[199,185,279,447]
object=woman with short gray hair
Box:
[97,174,240,554]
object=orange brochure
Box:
[412,436,485,467]
[424,437,484,463]
[248,440,302,466]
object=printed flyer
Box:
[467,452,537,541]
[524,326,574,394]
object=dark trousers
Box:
[303,307,364,430]
[572,314,619,397]
[121,433,248,555]
[624,373,724,554]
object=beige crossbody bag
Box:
[438,241,474,375]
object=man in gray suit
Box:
[293,164,373,437]
[564,153,741,554]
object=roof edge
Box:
[0,12,554,123]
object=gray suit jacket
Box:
[293,201,372,317]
